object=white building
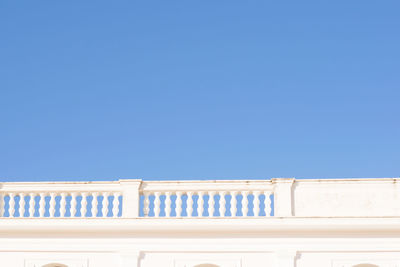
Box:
[1,178,400,267]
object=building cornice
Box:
[1,217,400,237]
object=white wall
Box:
[2,178,400,267]
[293,179,400,216]
[1,235,400,267]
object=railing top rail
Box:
[0,181,122,185]
[286,177,400,183]
[0,182,123,192]
[140,180,274,192]
[1,177,399,184]
[142,179,271,183]
[1,178,399,193]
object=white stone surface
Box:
[0,178,399,267]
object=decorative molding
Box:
[332,259,400,267]
[24,258,88,267]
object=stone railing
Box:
[0,178,399,218]
[140,180,274,218]
[0,181,124,218]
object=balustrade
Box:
[5,178,394,219]
[140,180,274,218]
[0,179,276,219]
[0,181,123,218]
[0,191,122,218]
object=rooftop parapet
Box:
[0,178,399,219]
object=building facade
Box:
[0,178,400,267]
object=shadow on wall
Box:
[43,264,68,267]
[194,265,220,267]
[353,265,379,267]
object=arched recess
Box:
[353,264,379,267]
[194,264,220,267]
[42,264,68,267]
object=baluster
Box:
[0,193,4,217]
[29,193,36,217]
[143,192,150,217]
[253,191,261,217]
[102,192,109,217]
[112,192,119,217]
[208,191,216,217]
[154,192,161,217]
[49,193,56,218]
[187,192,193,217]
[91,192,98,217]
[60,193,66,217]
[175,192,182,217]
[215,192,221,217]
[18,193,25,217]
[9,193,15,217]
[265,191,272,217]
[39,193,45,217]
[70,193,77,217]
[165,192,172,217]
[242,191,249,217]
[81,192,87,217]
[230,191,237,217]
[221,191,227,217]
[197,192,204,217]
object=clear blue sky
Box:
[1,1,399,182]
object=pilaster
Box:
[272,178,295,217]
[119,179,142,218]
[120,250,142,267]
[274,250,298,267]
